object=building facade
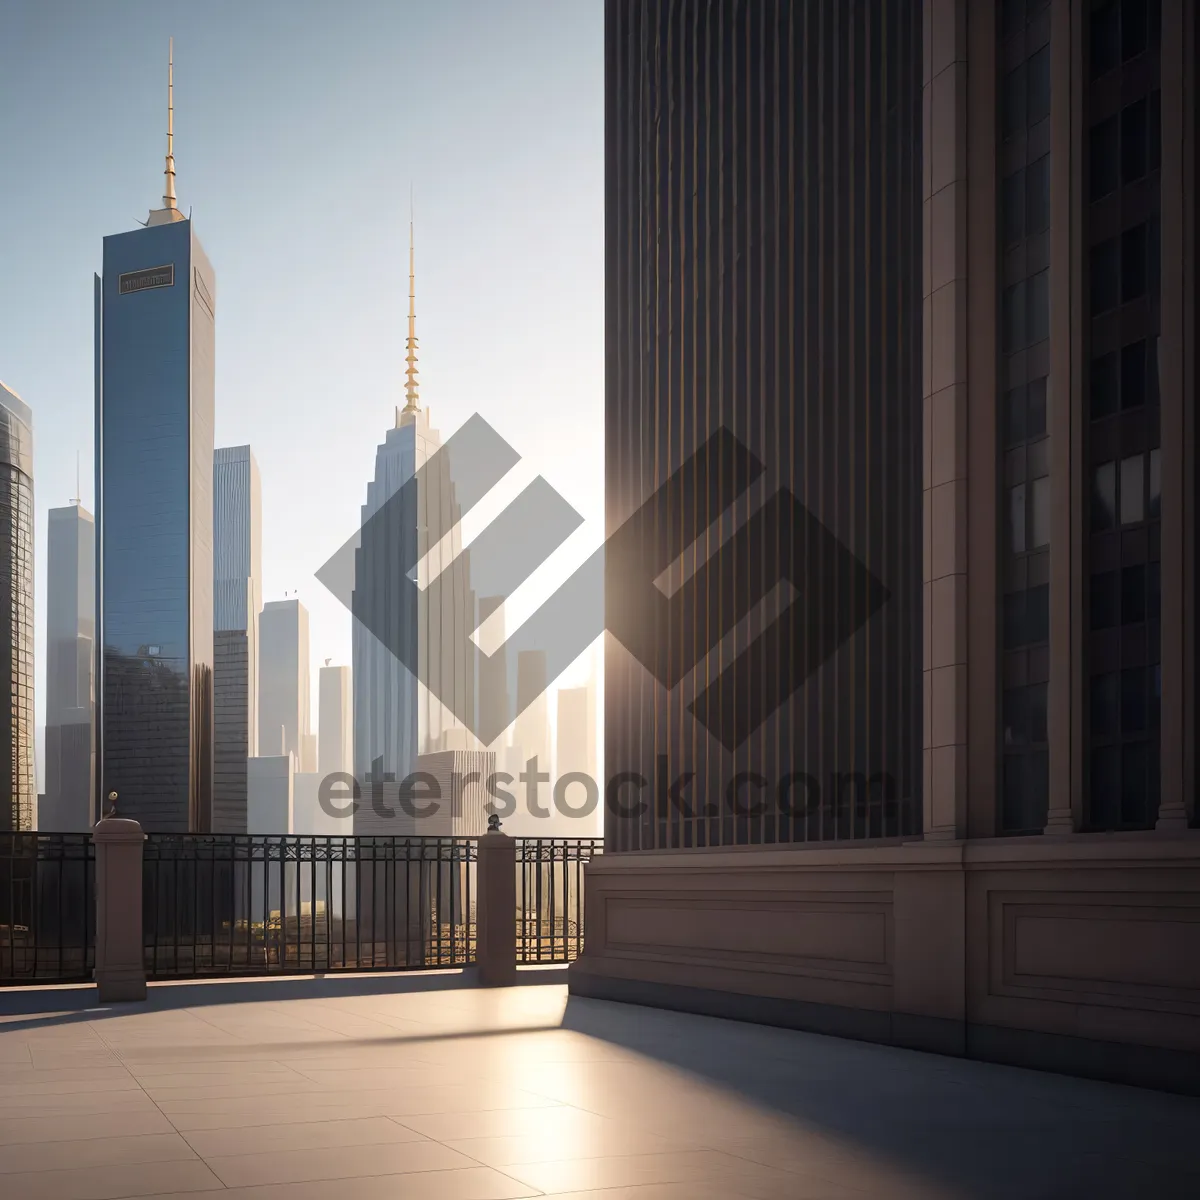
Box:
[258,599,310,765]
[351,226,474,828]
[95,56,215,833]
[212,445,262,833]
[42,503,95,832]
[318,664,351,778]
[573,0,1200,1095]
[0,383,34,831]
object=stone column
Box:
[923,0,970,841]
[93,818,147,1003]
[475,828,517,987]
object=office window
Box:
[1091,672,1119,735]
[1003,169,1025,245]
[1092,461,1117,529]
[1121,0,1148,61]
[1029,476,1051,548]
[1121,223,1148,302]
[1091,1,1120,78]
[1121,98,1148,183]
[1120,340,1146,409]
[1091,570,1119,630]
[1121,563,1147,624]
[1027,270,1049,343]
[1008,484,1027,553]
[1002,682,1049,832]
[1026,156,1050,233]
[1091,350,1119,417]
[1026,46,1050,125]
[1027,376,1048,437]
[1148,447,1161,518]
[1090,115,1119,200]
[1002,66,1025,139]
[1003,283,1025,353]
[1120,454,1145,525]
[1091,237,1120,312]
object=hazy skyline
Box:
[0,0,604,744]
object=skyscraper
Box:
[318,663,351,777]
[352,219,474,827]
[514,650,549,775]
[42,502,95,832]
[96,43,214,832]
[258,599,310,766]
[213,445,262,833]
[0,382,34,831]
[573,0,1200,1097]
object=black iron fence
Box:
[142,835,476,979]
[516,837,603,964]
[0,833,95,985]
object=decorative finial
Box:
[487,812,502,833]
[402,187,421,414]
[163,39,178,211]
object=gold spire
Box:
[163,38,178,211]
[402,190,421,415]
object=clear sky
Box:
[0,0,604,774]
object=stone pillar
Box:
[923,0,970,840]
[93,818,147,1003]
[475,829,517,987]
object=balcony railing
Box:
[0,833,95,986]
[516,837,603,964]
[142,835,477,979]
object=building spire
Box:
[163,38,178,211]
[402,187,421,415]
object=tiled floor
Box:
[0,975,1197,1199]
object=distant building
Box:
[514,649,549,773]
[246,754,293,836]
[352,222,474,824]
[0,382,34,830]
[96,46,214,831]
[213,445,262,833]
[258,599,310,772]
[42,503,95,831]
[318,664,352,778]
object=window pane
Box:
[1027,269,1050,344]
[1003,385,1026,445]
[1091,351,1119,417]
[1002,755,1027,831]
[1090,569,1119,629]
[1151,664,1162,730]
[1149,215,1161,301]
[1002,169,1024,245]
[1026,46,1051,125]
[1149,336,1161,404]
[1148,447,1161,518]
[1120,454,1145,524]
[1025,155,1050,233]
[1148,559,1161,619]
[1029,475,1051,548]
[1090,115,1120,200]
[1120,741,1148,826]
[1002,282,1025,353]
[1121,0,1148,60]
[1091,672,1119,736]
[1003,590,1026,648]
[1121,223,1148,302]
[1027,582,1050,643]
[1003,687,1028,747]
[1002,64,1026,139]
[1091,1,1120,78]
[1121,563,1146,624]
[1121,666,1148,732]
[1009,483,1027,553]
[1091,238,1119,313]
[1027,682,1048,743]
[1121,98,1148,183]
[1090,745,1120,829]
[1120,340,1146,409]
[1027,376,1048,438]
[1092,461,1117,529]
[1001,0,1025,37]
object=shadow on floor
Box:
[558,993,1200,1200]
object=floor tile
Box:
[181,1115,429,1158]
[0,1132,196,1175]
[0,1158,222,1200]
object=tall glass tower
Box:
[95,43,215,832]
[0,382,34,831]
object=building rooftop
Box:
[0,979,1196,1198]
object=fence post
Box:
[476,826,517,987]
[93,818,147,1002]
